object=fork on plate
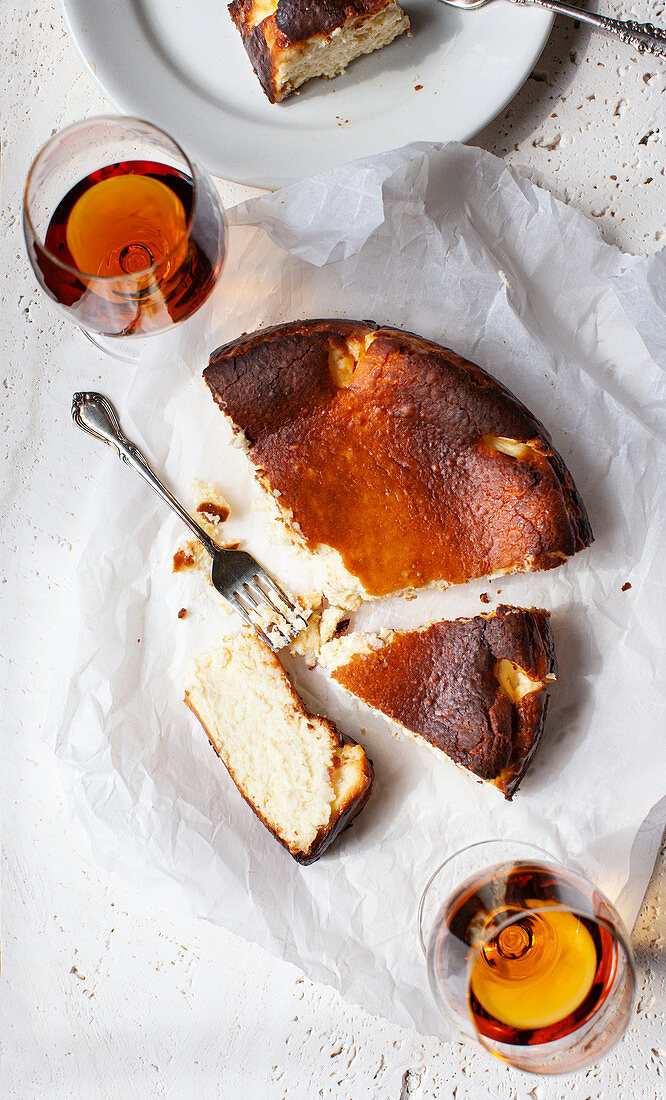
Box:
[71,392,309,651]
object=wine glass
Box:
[418,840,635,1074]
[23,116,227,361]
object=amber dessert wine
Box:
[419,842,635,1074]
[42,159,215,330]
[24,117,226,345]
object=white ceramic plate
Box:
[61,0,552,188]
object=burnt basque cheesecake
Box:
[185,630,373,863]
[318,606,557,799]
[228,0,410,103]
[204,320,593,605]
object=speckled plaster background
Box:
[2,3,664,1098]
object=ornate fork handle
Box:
[71,392,219,557]
[514,0,666,59]
[623,19,666,54]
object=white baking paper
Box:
[611,247,666,373]
[45,142,666,1037]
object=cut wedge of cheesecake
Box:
[205,320,593,607]
[318,605,557,798]
[184,629,373,863]
[228,0,410,103]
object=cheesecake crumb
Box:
[196,501,230,524]
[290,603,351,667]
[173,548,197,572]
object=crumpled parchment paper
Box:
[45,142,666,1036]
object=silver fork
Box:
[71,392,309,652]
[437,0,666,60]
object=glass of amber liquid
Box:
[418,841,635,1074]
[23,116,226,358]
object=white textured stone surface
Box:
[474,7,666,256]
[1,3,664,1098]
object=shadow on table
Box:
[474,19,597,155]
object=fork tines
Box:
[230,572,310,652]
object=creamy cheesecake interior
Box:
[273,4,409,101]
[185,630,372,861]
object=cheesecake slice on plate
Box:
[228,0,410,103]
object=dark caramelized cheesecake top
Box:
[204,320,592,599]
[323,605,557,798]
[230,0,390,46]
[274,0,388,40]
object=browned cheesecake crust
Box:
[323,606,557,799]
[205,320,593,601]
[229,0,282,100]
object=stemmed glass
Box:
[418,840,635,1074]
[23,116,227,360]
